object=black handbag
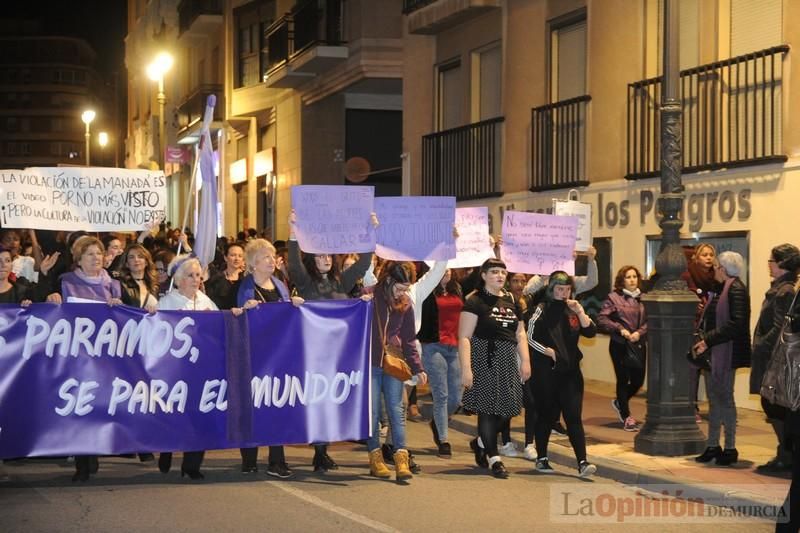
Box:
[761,290,800,410]
[623,341,646,369]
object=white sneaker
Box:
[498,441,520,457]
[578,460,597,478]
[523,444,537,461]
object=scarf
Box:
[710,277,735,393]
[74,267,112,285]
[622,288,641,298]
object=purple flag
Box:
[193,95,218,269]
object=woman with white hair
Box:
[157,254,244,479]
[692,251,751,466]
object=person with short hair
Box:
[597,265,648,432]
[692,251,750,466]
[460,258,531,479]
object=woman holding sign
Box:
[287,209,375,472]
[459,258,531,479]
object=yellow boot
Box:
[393,449,413,481]
[369,449,391,478]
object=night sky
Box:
[2,0,127,77]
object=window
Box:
[550,15,586,102]
[6,118,18,132]
[52,118,64,132]
[234,1,276,88]
[656,0,699,71]
[731,0,782,56]
[7,143,17,155]
[436,59,463,131]
[471,42,502,122]
[20,143,31,156]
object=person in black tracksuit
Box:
[526,271,597,477]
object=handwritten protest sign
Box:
[0,167,166,231]
[375,196,456,261]
[501,211,578,275]
[554,200,592,252]
[448,207,495,268]
[291,185,375,254]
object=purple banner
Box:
[0,300,372,458]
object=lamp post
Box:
[146,52,174,171]
[81,109,96,166]
[98,131,109,167]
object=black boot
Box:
[694,446,722,463]
[88,456,99,474]
[72,456,90,482]
[158,452,172,473]
[715,448,739,466]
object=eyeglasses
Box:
[156,267,167,272]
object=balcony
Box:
[627,45,789,180]
[530,95,591,192]
[263,0,347,88]
[176,84,224,142]
[404,0,501,35]
[178,0,223,38]
[422,117,504,200]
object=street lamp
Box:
[98,132,109,167]
[146,51,174,170]
[81,109,96,166]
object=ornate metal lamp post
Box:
[634,0,706,456]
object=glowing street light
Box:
[146,52,174,170]
[81,109,96,166]
[98,131,109,148]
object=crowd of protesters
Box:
[1,220,799,527]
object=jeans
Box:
[368,366,406,452]
[706,369,736,449]
[422,342,462,443]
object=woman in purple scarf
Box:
[57,236,122,482]
[692,251,751,466]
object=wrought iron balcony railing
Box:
[422,117,504,200]
[627,45,789,180]
[530,95,591,191]
[176,84,223,131]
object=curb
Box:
[445,415,786,518]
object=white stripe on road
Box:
[269,481,401,533]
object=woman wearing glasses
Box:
[287,210,375,472]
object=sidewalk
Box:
[436,379,790,512]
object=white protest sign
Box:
[375,196,456,261]
[448,206,496,269]
[554,199,592,251]
[501,211,578,275]
[0,167,166,231]
[291,185,376,253]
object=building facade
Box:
[401,0,799,407]
[0,25,108,169]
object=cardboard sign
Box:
[291,185,376,253]
[0,167,166,231]
[501,211,578,275]
[375,196,456,261]
[448,206,496,269]
[554,199,592,252]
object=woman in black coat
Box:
[691,251,750,466]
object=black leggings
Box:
[609,341,646,419]
[532,356,587,463]
[478,413,510,458]
[523,377,537,445]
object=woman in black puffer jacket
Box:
[691,252,750,466]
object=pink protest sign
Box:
[501,210,578,275]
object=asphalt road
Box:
[0,414,780,532]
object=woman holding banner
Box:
[156,255,244,480]
[56,236,123,482]
[237,238,303,478]
[287,209,374,472]
[459,258,531,479]
[206,241,246,310]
